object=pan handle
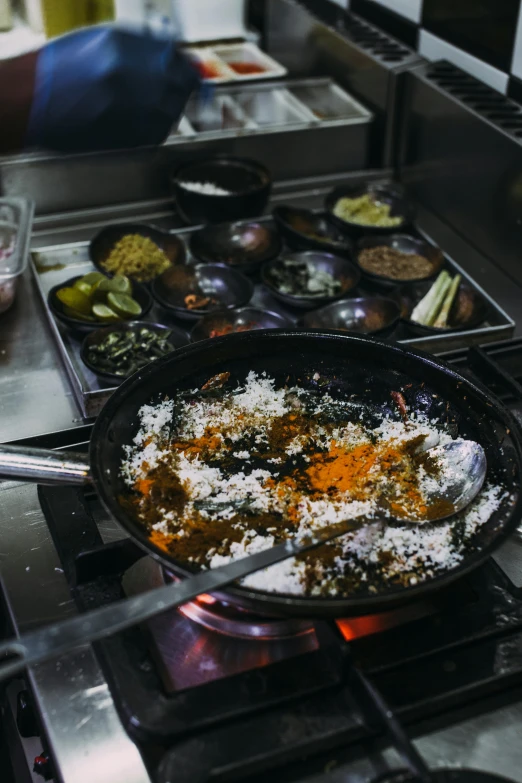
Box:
[0,445,91,485]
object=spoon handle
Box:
[0,517,371,682]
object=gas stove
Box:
[4,339,522,783]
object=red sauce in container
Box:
[196,60,222,79]
[228,61,266,75]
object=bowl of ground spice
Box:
[152,262,254,321]
[356,235,444,286]
[90,224,185,283]
[325,183,414,236]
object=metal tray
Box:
[31,213,514,420]
[174,78,372,139]
[289,80,370,123]
[30,245,192,419]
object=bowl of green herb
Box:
[400,273,489,335]
[81,321,189,384]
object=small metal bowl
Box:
[48,275,152,334]
[190,221,281,273]
[273,206,353,255]
[261,251,360,309]
[399,280,489,336]
[298,297,400,337]
[190,306,291,342]
[325,183,414,236]
[356,234,444,286]
[89,223,185,282]
[81,321,189,385]
[171,157,272,224]
[151,263,254,321]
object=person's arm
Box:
[0,27,199,156]
[0,51,38,154]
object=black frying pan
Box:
[1,331,521,618]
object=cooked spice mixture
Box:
[333,194,403,228]
[120,372,504,597]
[102,235,171,282]
[359,246,434,281]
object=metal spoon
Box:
[0,439,486,682]
[393,438,487,523]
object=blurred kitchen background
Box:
[1,0,522,99]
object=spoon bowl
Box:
[397,439,487,523]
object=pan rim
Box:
[90,329,522,617]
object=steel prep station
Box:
[3,1,522,782]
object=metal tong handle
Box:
[0,520,366,683]
[0,445,91,485]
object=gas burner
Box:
[374,770,517,783]
[165,570,314,639]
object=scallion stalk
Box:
[433,274,461,328]
[410,271,450,325]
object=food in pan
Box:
[101,234,171,282]
[56,273,142,323]
[411,271,462,328]
[194,60,224,79]
[85,327,174,378]
[358,246,433,281]
[333,194,403,228]
[120,372,503,597]
[228,62,266,75]
[266,258,342,298]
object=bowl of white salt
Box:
[171,156,272,225]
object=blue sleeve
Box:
[26,26,200,152]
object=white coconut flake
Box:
[120,372,507,597]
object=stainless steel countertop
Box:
[2,173,522,444]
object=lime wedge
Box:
[63,306,96,322]
[91,278,113,302]
[82,272,106,286]
[56,287,92,316]
[92,303,121,322]
[73,279,94,297]
[106,292,142,318]
[107,275,133,295]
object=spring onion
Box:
[433,274,462,328]
[410,271,450,325]
[410,271,461,328]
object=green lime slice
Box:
[56,287,92,316]
[81,271,106,286]
[92,303,121,322]
[63,306,96,322]
[91,278,113,302]
[73,279,94,298]
[107,275,133,295]
[106,292,142,318]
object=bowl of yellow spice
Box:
[325,183,414,237]
[89,224,186,283]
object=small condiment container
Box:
[0,198,34,315]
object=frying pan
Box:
[1,330,521,618]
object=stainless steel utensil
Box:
[0,438,486,681]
